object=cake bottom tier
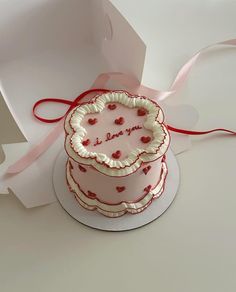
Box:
[66,158,168,218]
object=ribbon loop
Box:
[33,98,73,123]
[32,89,111,124]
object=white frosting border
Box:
[66,159,168,218]
[64,91,170,176]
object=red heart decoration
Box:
[82,139,90,146]
[88,118,97,125]
[115,117,125,125]
[137,108,147,116]
[78,165,87,172]
[143,165,151,175]
[108,104,117,110]
[144,185,152,193]
[112,150,121,159]
[116,186,126,193]
[69,185,73,192]
[87,191,97,198]
[140,136,151,143]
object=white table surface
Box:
[1,1,236,291]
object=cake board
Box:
[53,148,180,231]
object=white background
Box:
[1,0,236,291]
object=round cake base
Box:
[53,149,180,231]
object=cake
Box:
[64,90,170,217]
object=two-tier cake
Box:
[64,90,170,217]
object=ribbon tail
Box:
[167,125,236,136]
[6,120,64,174]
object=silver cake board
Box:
[53,149,180,231]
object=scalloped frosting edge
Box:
[66,159,168,218]
[64,91,170,177]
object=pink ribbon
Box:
[6,38,236,174]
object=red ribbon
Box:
[33,88,236,136]
[33,88,110,123]
[167,125,236,136]
[6,38,236,174]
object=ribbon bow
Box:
[6,38,236,174]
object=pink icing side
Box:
[69,158,163,205]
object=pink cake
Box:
[64,90,170,217]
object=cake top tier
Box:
[64,91,170,176]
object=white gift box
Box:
[2,0,234,215]
[0,0,148,208]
